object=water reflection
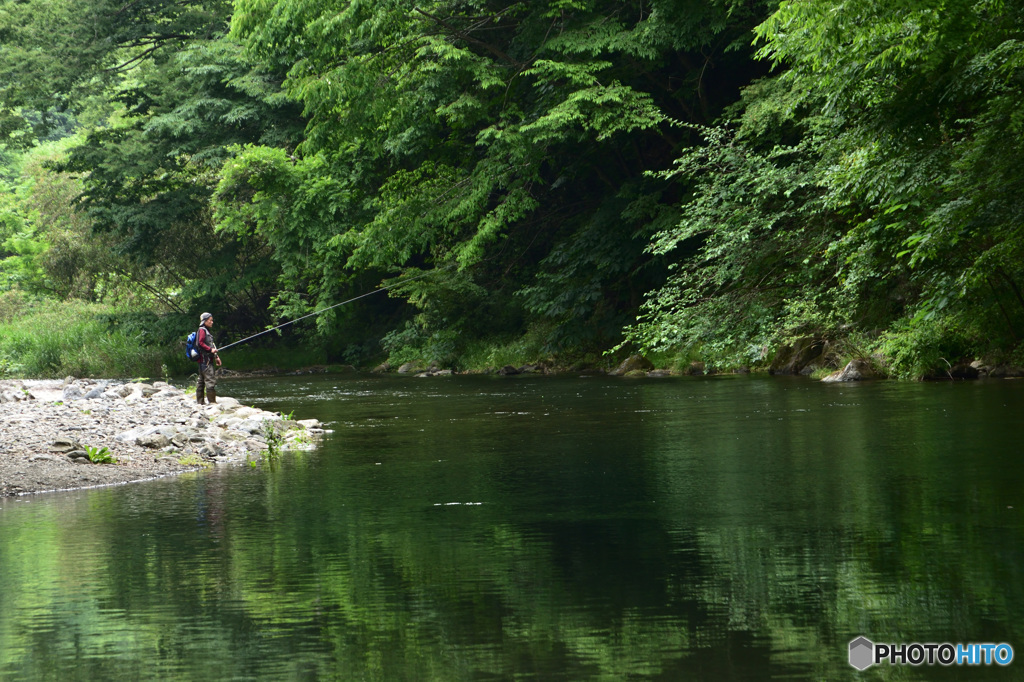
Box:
[1,375,1023,679]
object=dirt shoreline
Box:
[0,378,323,498]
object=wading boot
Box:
[196,387,205,405]
[207,389,217,404]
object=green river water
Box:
[1,374,1023,680]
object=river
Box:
[1,374,1022,680]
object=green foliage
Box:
[623,119,847,363]
[0,299,179,378]
[627,0,1024,370]
[220,0,770,357]
[260,420,283,466]
[459,322,558,371]
[873,316,974,380]
[7,0,1022,376]
[0,165,48,293]
[83,445,115,464]
[222,345,326,373]
[0,0,233,141]
[50,30,304,327]
[753,0,1024,359]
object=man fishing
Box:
[196,312,221,405]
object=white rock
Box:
[237,418,270,434]
[153,388,184,399]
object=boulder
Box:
[199,443,224,458]
[498,365,520,376]
[237,418,270,434]
[138,434,172,449]
[770,338,826,375]
[62,385,84,401]
[822,359,876,383]
[152,388,184,398]
[989,365,1024,378]
[948,363,980,380]
[610,355,654,376]
[116,425,175,443]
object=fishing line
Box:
[217,266,450,353]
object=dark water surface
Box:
[2,374,1023,680]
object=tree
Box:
[218,0,773,360]
[628,0,1024,374]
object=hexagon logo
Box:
[849,637,874,670]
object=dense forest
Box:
[1,0,1022,378]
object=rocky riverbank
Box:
[0,378,326,497]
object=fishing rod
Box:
[217,267,448,353]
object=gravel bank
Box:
[0,378,325,497]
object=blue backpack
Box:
[185,328,201,362]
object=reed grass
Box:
[0,299,177,379]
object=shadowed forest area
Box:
[2,0,1023,378]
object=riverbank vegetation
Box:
[2,0,1023,379]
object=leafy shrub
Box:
[874,316,974,380]
[84,445,115,464]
